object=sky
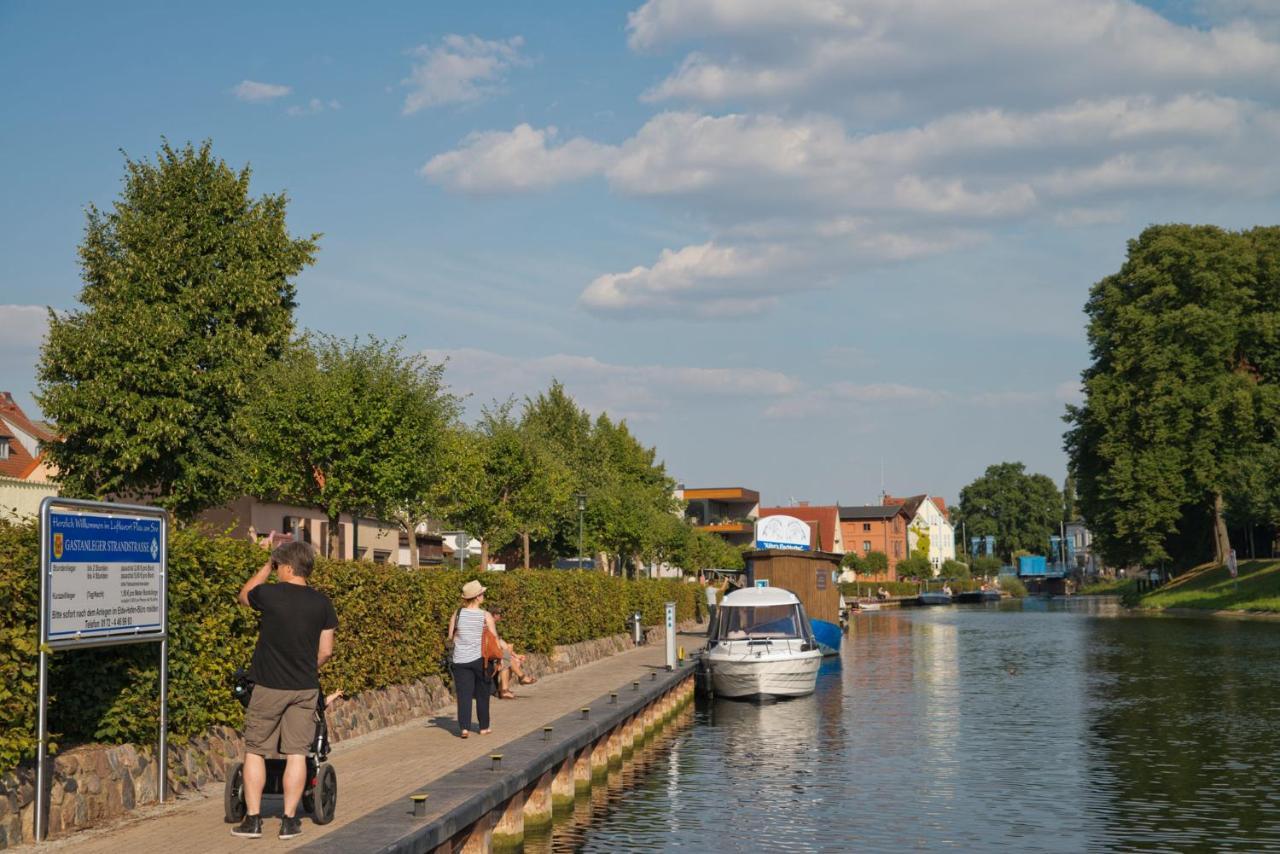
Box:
[3,0,1280,507]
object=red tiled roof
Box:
[0,392,55,480]
[758,505,839,552]
[932,496,949,520]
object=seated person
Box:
[877,586,890,600]
[491,609,537,699]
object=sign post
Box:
[664,602,676,671]
[36,497,168,842]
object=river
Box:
[543,599,1280,852]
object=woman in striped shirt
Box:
[448,580,498,737]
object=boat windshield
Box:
[716,604,803,640]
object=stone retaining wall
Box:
[0,622,696,847]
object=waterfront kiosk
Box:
[743,516,843,655]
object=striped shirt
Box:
[452,607,486,664]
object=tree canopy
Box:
[1065,225,1280,567]
[38,140,317,519]
[958,462,1062,563]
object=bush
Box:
[971,556,1003,576]
[840,580,920,598]
[896,555,932,578]
[998,576,1028,598]
[840,551,862,570]
[0,519,696,775]
[940,559,970,579]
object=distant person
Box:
[877,586,890,601]
[704,576,720,636]
[448,581,497,737]
[233,538,337,841]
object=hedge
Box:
[0,518,695,775]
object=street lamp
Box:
[575,493,587,570]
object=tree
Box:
[236,335,453,558]
[1063,475,1078,526]
[390,422,474,568]
[896,555,931,579]
[958,462,1062,563]
[941,559,970,579]
[38,140,317,519]
[862,551,889,575]
[677,526,744,575]
[1065,225,1280,567]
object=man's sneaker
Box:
[230,814,262,838]
[279,815,303,840]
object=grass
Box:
[1077,577,1136,596]
[1137,559,1280,612]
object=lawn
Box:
[1077,577,1135,596]
[1138,559,1280,612]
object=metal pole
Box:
[35,500,49,843]
[578,509,584,570]
[459,531,466,572]
[158,637,168,804]
[664,602,676,671]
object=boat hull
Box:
[916,592,953,606]
[810,618,843,656]
[708,649,822,699]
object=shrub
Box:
[896,555,932,578]
[0,519,696,775]
[971,556,1003,576]
[861,551,889,573]
[998,576,1028,598]
[941,559,970,579]
[840,551,862,570]
[840,580,919,598]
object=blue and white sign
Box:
[754,515,812,551]
[43,503,166,646]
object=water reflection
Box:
[572,601,1280,852]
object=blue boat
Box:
[809,618,843,656]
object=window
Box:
[0,439,8,460]
[863,540,871,553]
[715,604,802,640]
[862,523,871,532]
[373,550,391,564]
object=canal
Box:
[546,599,1280,852]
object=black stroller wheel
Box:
[312,763,337,824]
[223,761,246,823]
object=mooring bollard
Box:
[610,692,618,704]
[490,754,503,771]
[650,672,657,682]
[543,726,554,741]
[633,680,640,691]
[410,792,428,817]
[581,707,591,719]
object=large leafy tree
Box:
[236,335,455,558]
[38,140,317,519]
[958,462,1062,562]
[1065,225,1280,567]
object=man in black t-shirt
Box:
[231,538,337,841]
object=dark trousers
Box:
[453,658,490,733]
[707,603,718,637]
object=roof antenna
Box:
[880,459,886,504]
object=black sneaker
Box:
[279,815,303,840]
[230,814,262,838]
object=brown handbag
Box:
[482,622,503,663]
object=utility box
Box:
[1018,555,1047,576]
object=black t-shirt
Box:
[248,583,338,690]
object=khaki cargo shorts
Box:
[244,686,317,757]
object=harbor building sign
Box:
[754,515,812,551]
[45,507,166,645]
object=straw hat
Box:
[461,579,487,600]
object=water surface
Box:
[564,600,1280,852]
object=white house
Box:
[884,494,956,573]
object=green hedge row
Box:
[0,518,695,775]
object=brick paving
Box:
[23,628,705,853]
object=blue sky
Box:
[3,0,1280,506]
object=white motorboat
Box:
[707,587,823,699]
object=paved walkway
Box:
[25,629,706,853]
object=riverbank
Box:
[1132,559,1280,614]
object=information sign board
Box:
[43,506,166,646]
[754,515,812,551]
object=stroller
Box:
[224,673,338,826]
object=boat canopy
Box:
[715,587,814,642]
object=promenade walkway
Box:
[26,628,706,853]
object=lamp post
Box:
[575,493,587,570]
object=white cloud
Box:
[0,305,49,355]
[421,124,616,192]
[286,98,341,117]
[631,0,1280,109]
[424,347,799,421]
[402,34,526,114]
[232,80,292,102]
